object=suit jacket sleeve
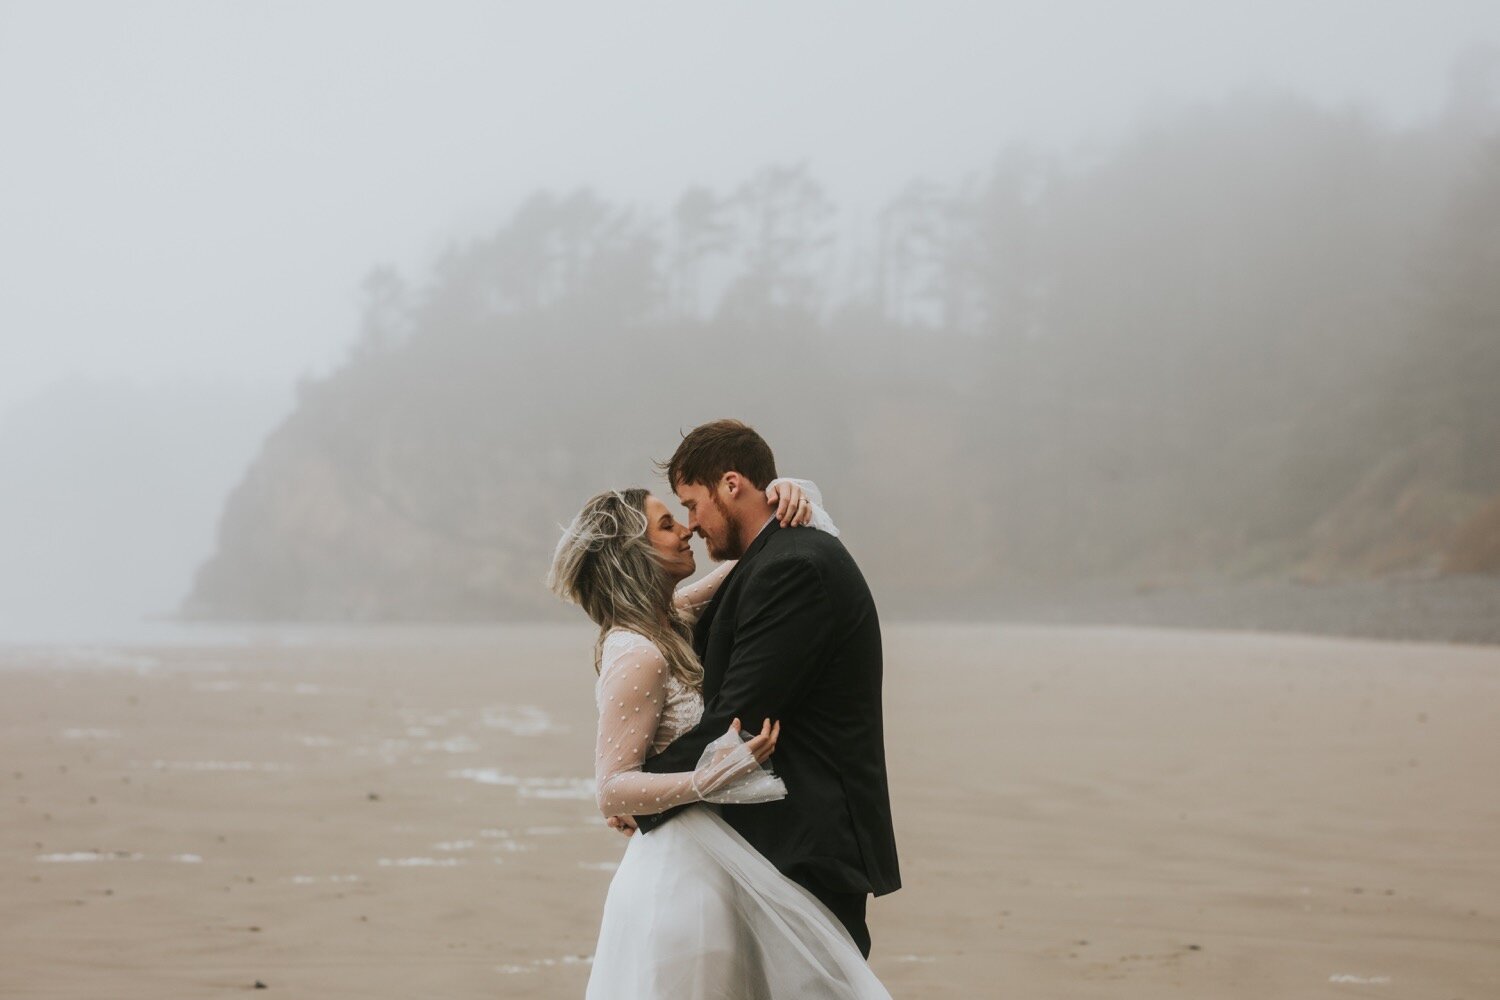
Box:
[633,554,835,832]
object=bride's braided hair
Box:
[547,488,703,688]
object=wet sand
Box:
[2,622,1497,998]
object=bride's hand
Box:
[765,480,815,528]
[711,717,779,763]
[691,717,788,803]
[739,717,780,764]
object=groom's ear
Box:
[722,471,743,498]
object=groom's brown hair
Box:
[660,419,778,492]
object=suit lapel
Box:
[692,592,722,656]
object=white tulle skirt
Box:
[586,804,891,1000]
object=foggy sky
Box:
[2,1,1499,641]
[3,0,1498,417]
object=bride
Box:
[548,478,891,999]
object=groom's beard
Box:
[707,492,746,561]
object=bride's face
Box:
[644,493,696,582]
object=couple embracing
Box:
[548,419,900,998]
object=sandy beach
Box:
[2,622,1497,998]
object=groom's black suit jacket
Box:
[634,519,901,900]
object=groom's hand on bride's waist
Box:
[606,814,638,837]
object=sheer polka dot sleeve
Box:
[673,560,736,620]
[593,631,785,817]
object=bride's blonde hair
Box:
[547,488,703,688]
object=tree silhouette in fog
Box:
[719,163,835,323]
[187,87,1500,622]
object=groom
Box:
[623,418,900,958]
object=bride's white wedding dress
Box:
[587,631,893,999]
[585,489,891,999]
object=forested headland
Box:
[185,85,1500,623]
